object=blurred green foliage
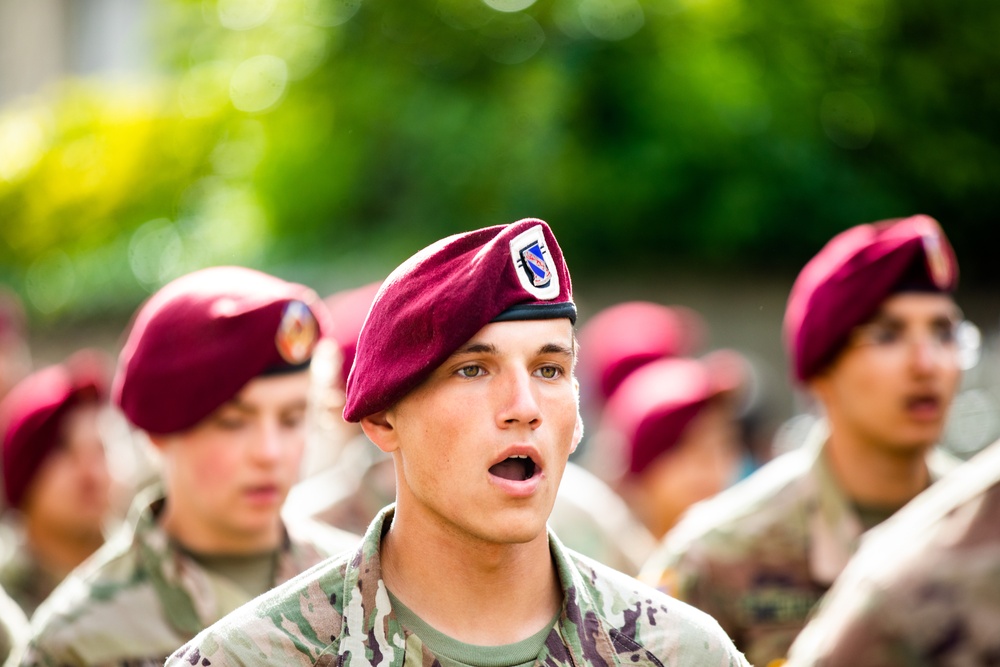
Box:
[1,0,998,319]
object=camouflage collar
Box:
[332,505,625,667]
[805,421,958,585]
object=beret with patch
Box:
[578,301,706,404]
[113,266,327,434]
[344,219,575,422]
[784,214,958,383]
[1,351,108,508]
[603,353,745,477]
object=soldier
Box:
[596,352,746,540]
[21,267,359,666]
[167,219,749,666]
[0,352,112,616]
[640,215,965,666]
[0,585,28,666]
[290,283,656,575]
[785,435,1000,666]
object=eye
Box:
[535,365,562,379]
[932,322,958,346]
[457,365,485,379]
[213,415,247,431]
[281,411,306,429]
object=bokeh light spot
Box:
[0,110,47,182]
[230,55,289,113]
[129,219,185,289]
[217,0,277,30]
[179,62,233,118]
[580,0,645,41]
[26,250,76,314]
[482,0,538,13]
[304,0,362,27]
[479,14,545,64]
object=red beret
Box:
[784,215,958,383]
[344,219,575,422]
[1,351,108,508]
[113,266,328,434]
[323,281,382,391]
[603,352,744,477]
[578,302,706,403]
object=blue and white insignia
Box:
[509,225,560,300]
[275,300,319,364]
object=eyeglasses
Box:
[847,319,981,370]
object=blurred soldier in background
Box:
[0,351,112,617]
[786,433,1000,666]
[641,215,965,666]
[167,219,749,667]
[21,267,359,667]
[594,351,747,540]
[0,289,31,402]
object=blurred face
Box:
[154,371,309,553]
[23,403,111,539]
[365,319,582,546]
[635,401,742,538]
[809,293,962,454]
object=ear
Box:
[146,433,170,452]
[360,410,399,454]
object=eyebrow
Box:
[222,397,308,414]
[452,341,576,358]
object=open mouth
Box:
[488,454,537,481]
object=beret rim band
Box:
[491,302,577,324]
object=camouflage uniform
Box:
[289,440,656,576]
[20,492,359,667]
[639,422,956,667]
[0,528,62,618]
[0,584,28,666]
[786,438,1000,667]
[166,506,749,667]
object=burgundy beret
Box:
[344,219,575,422]
[578,301,706,403]
[113,266,328,434]
[323,281,382,391]
[1,351,108,508]
[603,353,744,477]
[784,215,958,383]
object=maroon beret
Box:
[344,219,575,422]
[578,301,706,403]
[323,281,382,391]
[603,352,744,477]
[113,266,328,434]
[1,351,108,508]
[784,214,958,383]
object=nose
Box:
[252,419,284,463]
[910,333,948,375]
[496,368,542,430]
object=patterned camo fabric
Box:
[166,506,749,667]
[639,422,957,667]
[19,492,359,667]
[786,438,1000,667]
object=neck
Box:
[824,428,931,508]
[381,502,562,646]
[159,500,283,554]
[24,516,104,578]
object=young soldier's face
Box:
[366,318,582,546]
[154,371,309,552]
[810,293,962,453]
[23,403,111,539]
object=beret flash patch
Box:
[509,225,560,300]
[276,300,319,364]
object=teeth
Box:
[512,455,528,459]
